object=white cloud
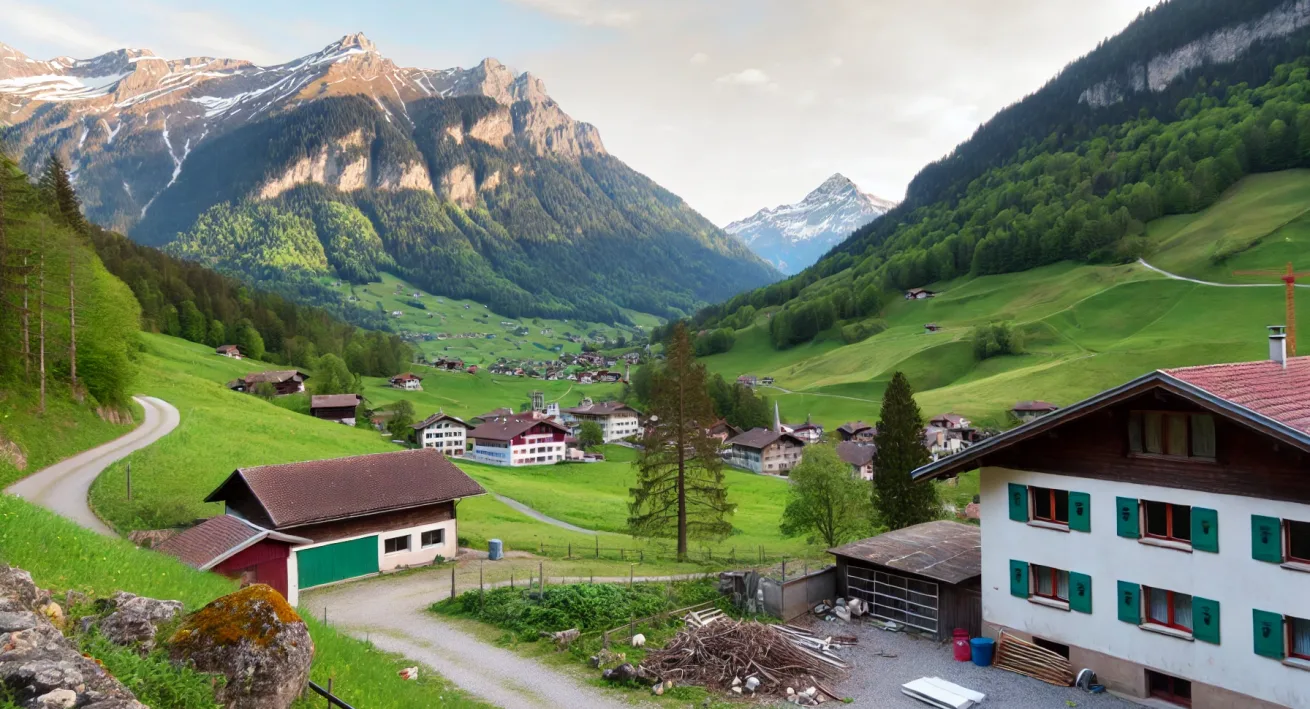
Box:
[508,0,637,27]
[0,1,120,55]
[689,51,708,65]
[715,68,770,86]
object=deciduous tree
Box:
[780,445,873,547]
[578,421,604,450]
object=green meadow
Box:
[701,171,1310,432]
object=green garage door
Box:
[297,536,379,589]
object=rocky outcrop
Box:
[466,108,512,147]
[258,128,432,198]
[96,591,184,650]
[0,565,145,709]
[480,169,502,193]
[438,164,478,209]
[168,585,313,709]
[375,161,433,192]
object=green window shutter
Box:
[1008,483,1029,522]
[1115,497,1139,538]
[1117,581,1140,624]
[1009,560,1029,598]
[1069,572,1092,614]
[1251,515,1283,563]
[1191,507,1219,552]
[1193,597,1220,644]
[1068,492,1091,532]
[1253,609,1285,659]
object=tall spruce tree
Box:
[871,371,939,529]
[37,156,86,234]
[628,322,734,560]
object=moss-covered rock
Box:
[167,585,312,709]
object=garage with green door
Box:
[297,535,379,589]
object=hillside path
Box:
[303,569,703,709]
[762,383,876,403]
[5,396,179,537]
[1138,258,1310,288]
[493,494,598,534]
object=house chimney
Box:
[1270,325,1288,368]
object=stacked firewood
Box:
[640,620,845,695]
[994,632,1074,686]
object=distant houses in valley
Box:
[157,449,485,605]
[309,394,362,426]
[905,287,937,300]
[924,322,943,333]
[561,400,642,442]
[836,441,876,480]
[1011,400,1060,422]
[215,344,242,359]
[226,370,309,396]
[468,416,571,466]
[724,428,805,475]
[790,416,824,444]
[389,372,423,390]
[412,411,470,458]
[836,421,876,443]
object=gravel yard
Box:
[810,621,1136,708]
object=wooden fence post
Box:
[568,543,572,559]
[629,564,634,587]
[596,536,600,558]
[451,563,456,599]
[539,561,545,591]
[325,679,332,709]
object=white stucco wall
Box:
[980,466,1310,708]
[284,519,458,608]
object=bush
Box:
[692,328,736,356]
[841,319,888,344]
[972,321,1024,360]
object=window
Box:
[1290,616,1310,661]
[421,529,445,548]
[384,535,411,554]
[1287,521,1310,564]
[1031,487,1069,525]
[1128,411,1215,459]
[1031,564,1069,603]
[1144,586,1192,633]
[1147,670,1192,707]
[1143,501,1192,543]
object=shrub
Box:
[972,321,1024,360]
[841,319,888,344]
[78,633,223,709]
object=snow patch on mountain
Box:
[723,174,895,274]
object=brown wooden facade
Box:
[833,555,982,641]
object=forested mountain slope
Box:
[698,0,1310,347]
[0,34,778,323]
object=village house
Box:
[157,449,484,605]
[737,374,758,388]
[215,344,242,359]
[930,412,971,429]
[724,428,805,475]
[836,421,877,443]
[790,416,825,443]
[924,323,943,333]
[906,287,937,299]
[707,419,742,443]
[923,425,971,460]
[561,400,642,442]
[411,411,469,457]
[908,329,1310,709]
[836,441,876,480]
[468,417,571,466]
[1011,400,1060,422]
[226,370,310,396]
[389,373,423,390]
[309,394,362,426]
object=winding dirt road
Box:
[5,395,179,536]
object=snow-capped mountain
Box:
[724,174,896,274]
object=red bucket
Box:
[952,628,971,661]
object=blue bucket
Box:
[488,538,503,561]
[970,637,996,666]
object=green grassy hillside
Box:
[704,171,1310,431]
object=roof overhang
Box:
[198,517,312,571]
[912,370,1310,482]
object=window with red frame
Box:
[1030,564,1070,603]
[1290,616,1310,661]
[1287,520,1310,564]
[1030,487,1069,525]
[1143,501,1192,544]
[1147,670,1192,707]
[1144,586,1193,633]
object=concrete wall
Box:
[980,466,1310,708]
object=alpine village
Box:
[2,2,1310,708]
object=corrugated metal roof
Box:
[828,521,981,584]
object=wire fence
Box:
[533,538,786,565]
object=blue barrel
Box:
[488,539,503,561]
[970,637,996,666]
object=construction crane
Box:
[1233,262,1310,356]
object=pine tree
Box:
[37,155,86,234]
[871,371,939,529]
[628,322,734,560]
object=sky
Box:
[2,0,1162,225]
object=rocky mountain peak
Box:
[333,32,377,53]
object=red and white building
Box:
[468,417,571,466]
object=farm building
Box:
[412,411,470,457]
[828,520,982,642]
[226,370,309,396]
[723,428,805,475]
[215,344,242,359]
[389,372,423,390]
[836,441,876,480]
[162,448,484,604]
[1011,400,1060,422]
[309,394,362,425]
[910,329,1310,708]
[924,323,942,333]
[905,288,937,299]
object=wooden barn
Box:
[828,521,981,642]
[309,394,362,425]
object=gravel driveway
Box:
[817,621,1135,708]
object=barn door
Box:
[297,536,379,589]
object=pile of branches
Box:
[640,619,843,694]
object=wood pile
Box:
[684,608,726,628]
[993,631,1073,686]
[640,620,846,695]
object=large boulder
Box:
[0,565,145,709]
[97,591,184,649]
[167,585,313,709]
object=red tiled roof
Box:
[1165,356,1310,434]
[469,418,569,442]
[155,515,309,570]
[390,372,423,382]
[206,449,486,528]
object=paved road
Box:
[6,396,179,537]
[493,494,598,535]
[1138,257,1310,288]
